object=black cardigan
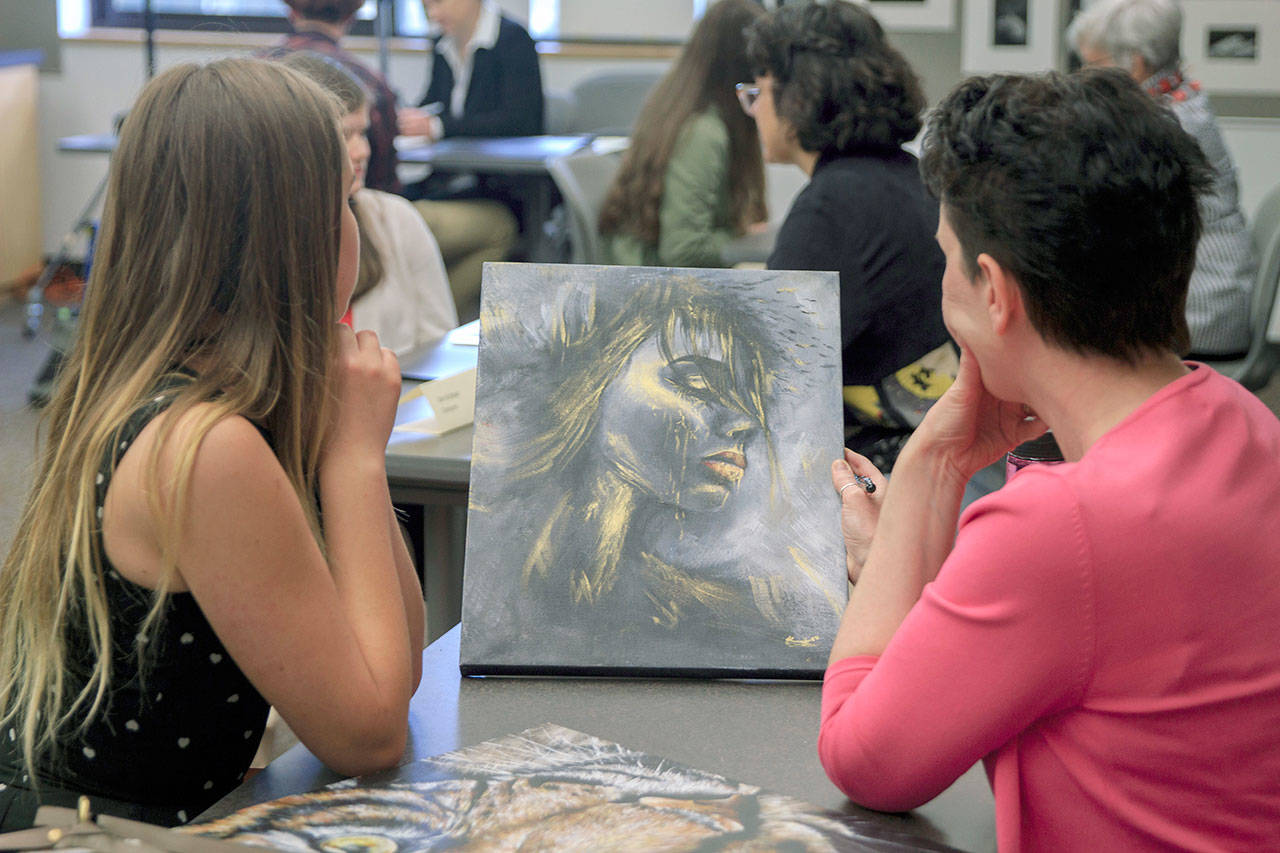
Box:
[419,16,544,138]
[768,150,950,386]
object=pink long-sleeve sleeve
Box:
[818,473,1094,812]
[819,369,1280,848]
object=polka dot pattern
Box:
[0,375,270,825]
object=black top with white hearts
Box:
[0,375,270,827]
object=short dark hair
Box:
[283,0,363,25]
[744,0,925,156]
[919,68,1212,360]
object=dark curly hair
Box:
[919,68,1212,360]
[744,0,925,156]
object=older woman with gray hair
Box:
[1069,0,1257,358]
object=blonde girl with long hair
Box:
[0,58,423,828]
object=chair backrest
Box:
[1238,183,1280,388]
[543,90,577,135]
[566,71,664,135]
[546,149,624,265]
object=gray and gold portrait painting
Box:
[460,264,846,677]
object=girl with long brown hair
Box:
[279,50,458,354]
[0,58,423,827]
[599,0,768,268]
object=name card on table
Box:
[395,368,477,435]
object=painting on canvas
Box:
[189,724,961,851]
[459,264,846,677]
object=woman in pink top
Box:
[820,68,1280,849]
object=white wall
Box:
[34,35,671,256]
[33,35,1280,257]
[557,0,697,40]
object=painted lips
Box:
[702,450,747,486]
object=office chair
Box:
[546,149,624,265]
[565,71,663,136]
[1203,183,1280,391]
[543,90,577,135]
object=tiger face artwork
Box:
[188,725,954,852]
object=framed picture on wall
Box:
[962,0,1063,73]
[1181,0,1280,94]
[866,0,956,32]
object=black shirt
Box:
[768,150,950,386]
[0,379,269,829]
[419,16,544,138]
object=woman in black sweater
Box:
[745,0,955,471]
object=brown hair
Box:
[277,50,385,302]
[598,0,767,246]
[746,0,925,157]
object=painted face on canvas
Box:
[595,323,761,513]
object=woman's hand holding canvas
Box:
[831,450,885,584]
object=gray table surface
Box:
[57,133,117,154]
[59,134,595,166]
[202,626,996,851]
[396,134,594,173]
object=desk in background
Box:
[388,325,477,643]
[57,133,620,267]
[57,133,117,154]
[202,625,997,851]
[63,133,609,166]
[397,134,598,264]
[396,134,595,174]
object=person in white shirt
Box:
[282,51,459,354]
[397,0,543,318]
[398,0,543,142]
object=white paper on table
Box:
[395,368,477,435]
[448,320,480,347]
[393,135,431,150]
[591,136,630,155]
